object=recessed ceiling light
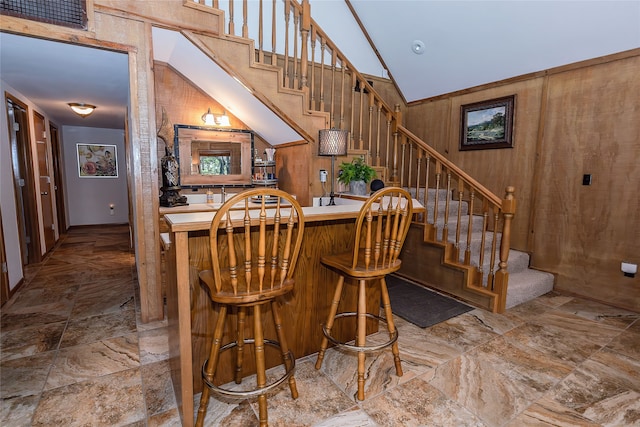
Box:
[411,40,426,55]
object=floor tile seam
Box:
[33,346,63,421]
[602,329,640,363]
[465,310,524,336]
[336,402,380,427]
[137,351,161,420]
[591,343,640,376]
[472,332,580,392]
[509,307,621,347]
[426,342,572,427]
[453,326,507,361]
[59,327,139,350]
[581,323,638,359]
[410,368,494,427]
[42,364,143,396]
[516,348,621,426]
[308,352,367,408]
[544,303,637,329]
[55,331,142,366]
[553,301,640,325]
[504,380,604,427]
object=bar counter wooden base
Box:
[164,203,385,426]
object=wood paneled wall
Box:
[405,50,640,312]
[153,62,269,193]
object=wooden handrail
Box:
[397,125,503,207]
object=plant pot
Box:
[349,180,368,196]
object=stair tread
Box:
[505,269,555,309]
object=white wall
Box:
[62,126,128,225]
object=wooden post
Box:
[494,186,516,313]
[299,0,310,89]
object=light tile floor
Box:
[1,225,639,426]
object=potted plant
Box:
[337,157,377,196]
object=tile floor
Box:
[1,225,639,426]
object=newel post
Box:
[299,0,311,89]
[390,104,402,184]
[494,186,516,313]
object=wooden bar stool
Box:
[314,187,413,401]
[195,188,305,427]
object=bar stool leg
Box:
[253,304,269,427]
[315,276,345,370]
[380,278,403,377]
[356,279,367,401]
[235,307,246,384]
[196,305,228,427]
[271,300,298,399]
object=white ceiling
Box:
[152,27,303,145]
[0,32,129,129]
[1,1,638,132]
[319,0,640,102]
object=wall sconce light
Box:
[201,108,231,127]
[318,128,348,205]
[68,102,96,118]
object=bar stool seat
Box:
[195,188,305,427]
[315,187,413,401]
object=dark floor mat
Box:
[385,275,473,328]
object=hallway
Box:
[1,225,639,426]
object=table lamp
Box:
[318,128,348,205]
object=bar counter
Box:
[163,198,424,426]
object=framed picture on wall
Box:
[77,144,118,177]
[460,95,515,151]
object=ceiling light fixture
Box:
[68,102,96,118]
[202,108,231,127]
[411,40,426,55]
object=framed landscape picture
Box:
[460,95,515,151]
[77,144,118,177]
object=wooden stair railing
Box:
[188,0,398,167]
[396,125,516,312]
[186,0,515,312]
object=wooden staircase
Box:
[171,0,555,312]
[399,188,554,311]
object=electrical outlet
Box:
[319,169,327,183]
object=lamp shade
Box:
[216,112,231,127]
[318,128,348,156]
[202,108,215,125]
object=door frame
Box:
[5,93,42,265]
[0,210,9,306]
[49,122,67,234]
[33,110,55,252]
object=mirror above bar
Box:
[174,125,254,188]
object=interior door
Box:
[6,96,41,264]
[33,111,56,252]
[49,122,67,233]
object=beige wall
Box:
[406,50,640,312]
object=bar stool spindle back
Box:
[314,187,413,401]
[196,188,305,427]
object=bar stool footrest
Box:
[322,312,398,353]
[202,338,296,399]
